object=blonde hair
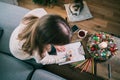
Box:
[18,15,40,55]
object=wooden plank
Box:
[102,1,120,10]
[90,18,108,28]
[87,1,120,13]
[85,0,104,5]
[92,12,104,19]
[88,4,114,17]
[104,15,120,23]
[96,22,120,35]
[107,21,120,28]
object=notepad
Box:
[57,42,85,65]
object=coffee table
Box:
[71,29,120,80]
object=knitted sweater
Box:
[9,8,66,65]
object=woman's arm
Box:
[32,45,71,65]
[39,54,67,65]
[24,8,47,18]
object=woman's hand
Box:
[55,45,72,61]
[65,54,72,61]
[54,45,66,52]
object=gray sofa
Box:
[0,2,66,80]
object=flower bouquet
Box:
[75,32,118,74]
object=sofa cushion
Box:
[0,2,29,54]
[31,69,66,80]
[0,27,3,39]
[0,52,34,80]
[0,0,18,5]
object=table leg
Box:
[108,63,111,79]
[94,61,97,76]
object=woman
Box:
[9,8,72,65]
[9,8,104,80]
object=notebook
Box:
[57,42,85,65]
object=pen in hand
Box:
[65,50,72,61]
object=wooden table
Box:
[70,28,120,80]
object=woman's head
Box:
[18,14,72,55]
[37,14,71,44]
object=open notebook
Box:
[57,42,85,65]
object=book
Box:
[57,42,85,65]
[64,1,93,22]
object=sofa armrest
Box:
[0,52,34,80]
[0,2,29,54]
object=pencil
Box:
[81,59,90,72]
[75,59,87,68]
[86,58,92,72]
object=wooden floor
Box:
[18,0,120,36]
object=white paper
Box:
[58,42,85,65]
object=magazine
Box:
[57,42,85,65]
[64,1,93,22]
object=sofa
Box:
[0,0,18,5]
[0,2,66,80]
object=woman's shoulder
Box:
[24,8,48,18]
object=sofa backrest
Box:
[0,2,29,55]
